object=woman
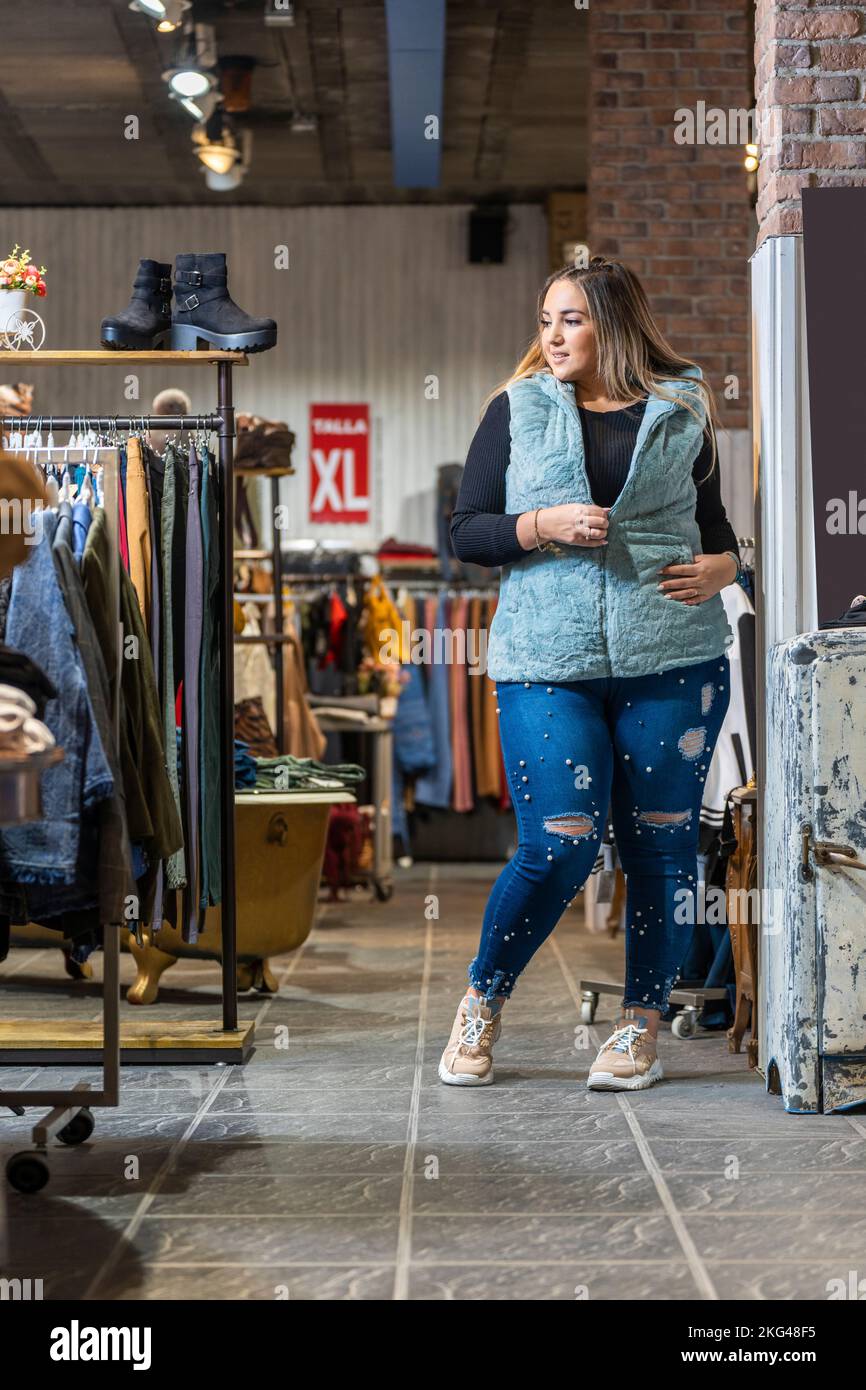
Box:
[438,257,740,1092]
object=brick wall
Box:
[755,0,866,239]
[587,0,755,430]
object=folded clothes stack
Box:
[0,644,57,719]
[0,682,56,759]
[234,741,257,789]
[239,754,366,794]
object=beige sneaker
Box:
[586,1023,663,1091]
[438,994,503,1086]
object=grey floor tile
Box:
[411,1212,680,1262]
[647,1137,866,1172]
[408,1261,697,1300]
[146,1172,403,1216]
[109,1214,400,1264]
[170,1141,408,1177]
[410,1171,663,1215]
[684,1211,866,1262]
[112,1264,397,1300]
[662,1172,866,1214]
[704,1262,862,1301]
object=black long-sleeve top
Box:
[450,391,740,568]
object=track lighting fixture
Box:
[129,0,190,30]
[162,23,217,100]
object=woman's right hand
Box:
[534,503,610,548]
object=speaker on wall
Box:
[468,206,508,264]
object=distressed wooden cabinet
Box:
[763,630,866,1112]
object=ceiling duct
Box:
[384,0,444,189]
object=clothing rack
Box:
[0,351,251,1097]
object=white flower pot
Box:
[0,288,27,327]
[0,286,46,350]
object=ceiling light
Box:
[129,0,167,17]
[163,23,217,100]
[171,89,219,122]
[204,167,244,191]
[167,67,214,98]
[129,0,190,28]
[193,109,242,176]
[196,140,239,176]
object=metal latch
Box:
[800,821,866,882]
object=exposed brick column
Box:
[587,1,754,429]
[755,0,866,241]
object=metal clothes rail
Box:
[0,352,249,1133]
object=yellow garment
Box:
[125,436,152,633]
[362,573,409,664]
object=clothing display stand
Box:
[234,463,293,749]
[0,353,253,1121]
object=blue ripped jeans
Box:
[468,655,731,1012]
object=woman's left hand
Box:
[657,552,737,605]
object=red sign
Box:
[309,403,370,524]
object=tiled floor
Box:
[2,862,866,1301]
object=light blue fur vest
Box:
[487,367,735,683]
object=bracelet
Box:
[534,508,547,552]
[723,549,741,584]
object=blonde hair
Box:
[485,256,719,482]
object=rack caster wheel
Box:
[373,879,393,902]
[580,992,598,1024]
[671,1010,697,1039]
[6,1151,49,1193]
[57,1108,95,1146]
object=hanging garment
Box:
[0,525,113,887]
[391,657,437,843]
[235,601,278,733]
[81,506,183,870]
[361,574,409,664]
[281,626,327,760]
[468,596,487,798]
[51,517,135,924]
[125,436,152,632]
[415,593,453,809]
[117,445,130,574]
[182,442,204,941]
[447,596,474,812]
[199,449,221,909]
[700,581,757,842]
[72,498,92,561]
[481,596,503,799]
[159,446,186,892]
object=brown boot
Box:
[438,993,503,1086]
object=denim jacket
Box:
[486,367,734,683]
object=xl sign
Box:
[309,403,370,524]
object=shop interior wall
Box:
[0,204,548,552]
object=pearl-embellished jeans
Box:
[467,655,731,1011]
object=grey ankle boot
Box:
[171,252,277,352]
[101,259,172,350]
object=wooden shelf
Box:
[0,350,248,366]
[234,465,295,477]
[0,1018,255,1065]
